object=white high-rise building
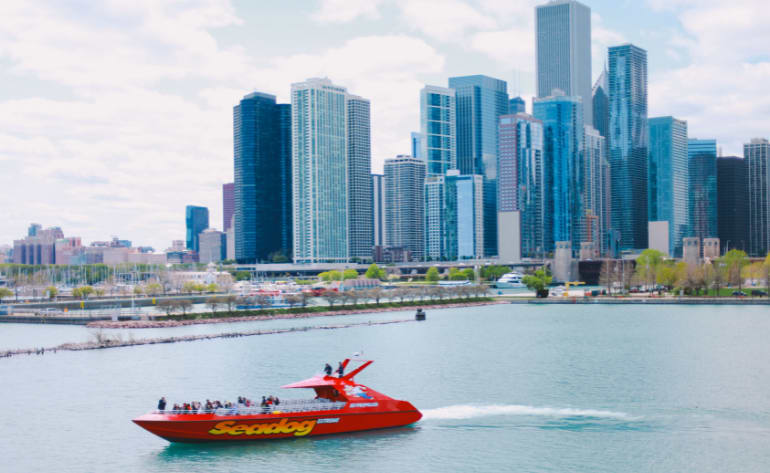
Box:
[292,78,371,263]
[372,174,385,248]
[535,0,592,125]
[384,156,426,260]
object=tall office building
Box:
[584,126,607,255]
[688,139,718,245]
[592,67,609,141]
[609,44,648,250]
[424,171,484,260]
[292,78,371,263]
[347,95,373,262]
[233,92,291,264]
[198,229,226,264]
[533,93,585,254]
[420,85,456,176]
[449,75,509,257]
[185,205,208,253]
[509,96,526,114]
[648,117,689,257]
[372,174,385,247]
[411,132,423,160]
[717,156,749,254]
[746,138,770,256]
[535,0,592,125]
[222,182,234,232]
[498,113,544,258]
[424,175,447,260]
[384,156,426,260]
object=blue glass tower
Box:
[609,44,648,250]
[509,96,526,115]
[688,139,718,243]
[233,92,291,264]
[185,205,209,253]
[420,85,456,177]
[533,94,585,254]
[648,117,689,257]
[449,75,509,257]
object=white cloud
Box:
[313,0,387,23]
[469,27,533,69]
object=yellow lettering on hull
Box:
[208,419,317,437]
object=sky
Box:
[1,0,768,251]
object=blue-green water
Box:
[2,304,770,472]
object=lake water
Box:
[2,303,770,472]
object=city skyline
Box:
[1,0,769,250]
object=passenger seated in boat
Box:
[205,400,213,412]
[324,363,333,376]
[172,403,180,411]
[261,396,269,412]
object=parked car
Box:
[732,291,747,297]
[751,289,767,297]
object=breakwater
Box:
[87,299,505,329]
[0,318,414,359]
[513,297,770,305]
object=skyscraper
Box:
[509,96,526,114]
[584,126,607,255]
[535,0,592,125]
[185,205,209,253]
[688,139,718,244]
[609,44,648,250]
[420,85,456,176]
[410,132,423,160]
[424,171,484,260]
[498,113,544,258]
[717,156,749,254]
[372,174,385,248]
[533,93,585,254]
[384,156,426,260]
[592,67,609,141]
[222,182,234,232]
[198,229,226,264]
[424,175,447,260]
[746,138,770,256]
[233,92,291,264]
[347,95,373,262]
[449,75,509,257]
[648,117,689,257]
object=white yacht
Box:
[495,272,526,289]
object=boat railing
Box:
[155,399,347,416]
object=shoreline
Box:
[86,299,506,329]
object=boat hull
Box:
[134,403,421,442]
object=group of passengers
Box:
[157,396,281,414]
[324,361,345,377]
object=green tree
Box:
[182,281,198,294]
[721,249,749,290]
[133,285,144,295]
[461,268,475,281]
[635,249,664,290]
[365,263,383,280]
[0,287,14,300]
[522,268,552,298]
[425,267,440,283]
[343,269,358,280]
[145,283,163,296]
[656,262,680,291]
[233,271,250,281]
[448,268,466,280]
[72,286,95,300]
[206,283,219,293]
[45,286,58,300]
[482,265,510,281]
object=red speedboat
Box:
[133,358,421,442]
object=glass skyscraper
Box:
[648,117,689,257]
[420,85,456,177]
[509,96,526,114]
[533,93,585,254]
[449,75,509,257]
[688,138,717,244]
[592,67,609,141]
[347,95,373,261]
[222,182,234,233]
[535,0,592,125]
[424,175,446,260]
[384,156,426,260]
[372,174,385,248]
[498,113,544,258]
[609,44,648,250]
[584,125,607,254]
[410,132,423,160]
[717,156,749,254]
[746,138,770,256]
[233,92,291,263]
[292,78,349,264]
[185,205,209,254]
[424,171,484,260]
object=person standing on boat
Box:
[324,363,333,376]
[336,361,344,377]
[157,397,166,412]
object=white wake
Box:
[421,404,639,421]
